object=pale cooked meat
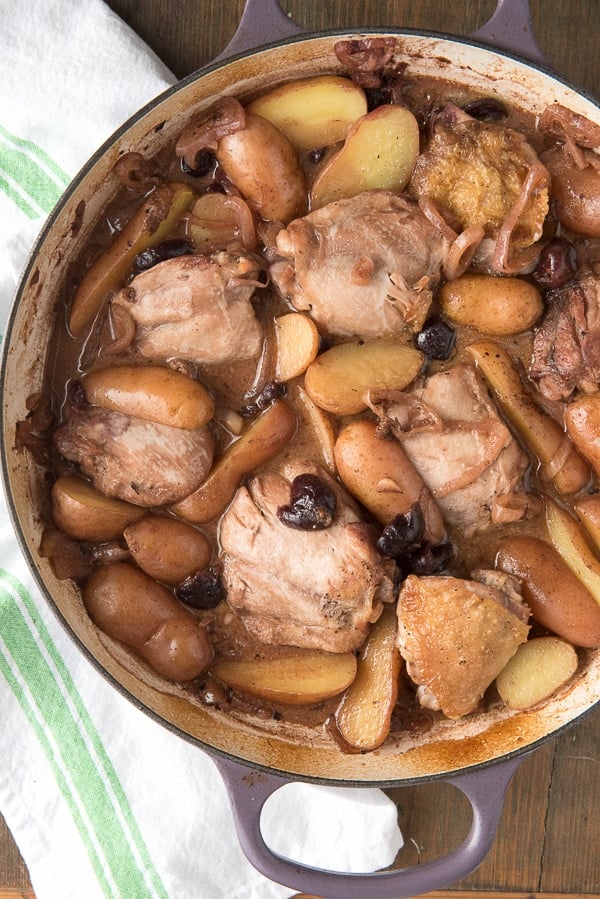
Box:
[370,363,528,535]
[409,105,548,253]
[530,268,600,400]
[397,571,530,719]
[111,251,263,364]
[53,405,214,507]
[219,462,394,653]
[271,190,445,338]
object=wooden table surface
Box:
[2,1,599,897]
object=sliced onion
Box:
[186,193,257,254]
[491,163,549,274]
[417,195,457,245]
[443,224,485,281]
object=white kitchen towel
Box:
[0,2,404,898]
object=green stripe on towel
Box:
[0,569,169,899]
[0,124,69,217]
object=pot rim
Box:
[2,23,599,788]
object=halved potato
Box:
[82,364,214,429]
[545,497,600,608]
[310,104,420,209]
[335,606,400,751]
[246,75,367,153]
[51,474,145,541]
[290,385,337,474]
[211,651,357,706]
[274,313,320,381]
[304,340,423,415]
[496,636,578,710]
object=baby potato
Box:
[334,419,445,542]
[496,535,600,647]
[565,393,600,476]
[82,365,214,429]
[83,562,212,682]
[123,516,212,585]
[290,385,337,474]
[335,605,400,751]
[51,474,145,541]
[246,75,367,153]
[216,113,307,222]
[310,104,420,210]
[274,312,320,382]
[440,273,542,336]
[172,399,297,524]
[211,650,357,706]
[496,636,578,710]
[305,340,423,415]
[543,146,600,238]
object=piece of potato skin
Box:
[51,474,145,541]
[210,651,357,706]
[496,535,600,647]
[217,113,307,223]
[334,419,445,543]
[83,562,212,682]
[123,516,212,585]
[246,75,367,153]
[82,365,215,429]
[305,340,423,415]
[335,605,400,751]
[440,273,543,336]
[496,636,578,710]
[171,399,297,524]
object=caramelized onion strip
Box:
[491,163,549,275]
[175,97,246,169]
[443,224,485,281]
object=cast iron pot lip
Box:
[2,26,599,788]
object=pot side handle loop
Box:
[214,753,524,899]
[215,0,304,63]
[471,0,546,65]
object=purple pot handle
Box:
[214,753,523,898]
[217,0,546,66]
[470,0,546,64]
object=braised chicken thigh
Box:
[370,363,528,535]
[220,462,394,653]
[111,251,263,364]
[397,571,530,719]
[53,402,214,506]
[271,190,445,337]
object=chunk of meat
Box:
[530,267,600,400]
[111,251,263,364]
[397,571,530,719]
[409,105,549,274]
[219,462,394,653]
[53,405,214,507]
[370,363,528,536]
[271,190,445,338]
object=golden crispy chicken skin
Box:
[397,571,530,719]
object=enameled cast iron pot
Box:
[2,1,599,895]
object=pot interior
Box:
[3,29,600,785]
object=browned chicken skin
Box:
[370,363,528,536]
[271,190,446,338]
[53,405,215,507]
[397,571,530,719]
[111,250,263,365]
[219,462,395,653]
